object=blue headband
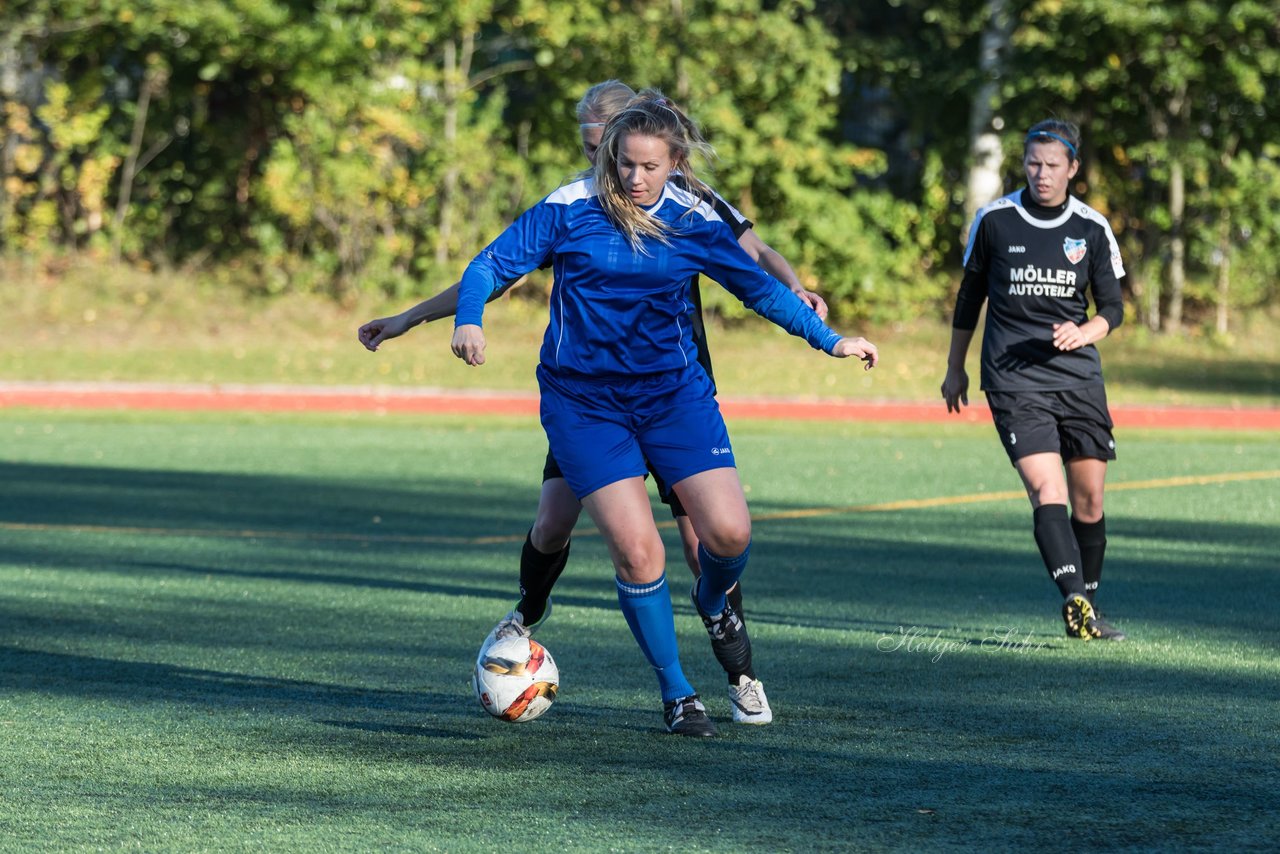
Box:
[1026,131,1077,159]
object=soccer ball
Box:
[473,635,560,722]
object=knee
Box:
[530,491,580,553]
[699,521,752,559]
[611,535,665,583]
[529,522,570,555]
[1030,485,1069,508]
[1072,493,1104,523]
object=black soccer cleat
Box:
[663,695,717,737]
[690,580,754,677]
[1062,593,1103,640]
[1090,611,1127,641]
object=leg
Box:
[673,467,753,557]
[1066,457,1107,524]
[516,477,581,625]
[672,469,771,723]
[1066,456,1108,601]
[1058,383,1122,636]
[579,478,666,585]
[674,514,701,576]
[989,391,1100,639]
[667,474,745,613]
[1015,452,1085,598]
[1066,458,1122,638]
[1014,452,1100,639]
[529,476,583,553]
[1013,451,1071,509]
[665,475,760,719]
[675,510,745,617]
[581,478,712,735]
[673,467,751,618]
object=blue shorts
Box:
[538,364,735,500]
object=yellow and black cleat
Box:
[1062,594,1104,640]
[1090,612,1127,641]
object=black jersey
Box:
[671,174,754,389]
[954,190,1125,392]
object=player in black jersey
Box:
[941,119,1126,641]
[359,81,829,724]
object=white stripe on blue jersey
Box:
[457,178,839,378]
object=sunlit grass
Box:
[1,409,1277,849]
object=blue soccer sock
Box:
[616,574,695,703]
[695,541,751,616]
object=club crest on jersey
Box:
[1063,237,1087,264]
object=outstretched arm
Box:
[358,280,520,352]
[705,226,877,369]
[737,229,828,320]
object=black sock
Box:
[517,531,571,626]
[1033,504,1085,598]
[1071,515,1107,604]
[727,582,745,621]
[724,582,754,683]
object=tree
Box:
[1011,0,1280,332]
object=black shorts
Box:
[985,386,1116,465]
[543,449,687,518]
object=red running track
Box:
[2,382,1277,430]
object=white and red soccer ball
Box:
[473,636,560,722]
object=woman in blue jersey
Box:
[452,95,878,736]
[941,119,1125,642]
[360,82,827,727]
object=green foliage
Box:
[1007,0,1280,321]
[1,0,1278,326]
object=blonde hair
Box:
[592,90,715,251]
[576,80,636,124]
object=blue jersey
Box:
[456,178,840,378]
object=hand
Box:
[941,367,969,413]
[793,288,829,321]
[1051,321,1090,351]
[358,314,413,351]
[831,336,878,370]
[451,324,487,366]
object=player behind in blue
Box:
[451,94,879,736]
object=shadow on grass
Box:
[0,459,540,542]
[5,458,1277,645]
[1107,355,1279,399]
[0,647,469,720]
[3,459,1278,848]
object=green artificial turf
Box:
[1,410,1277,851]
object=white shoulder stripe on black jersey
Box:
[666,181,724,224]
[962,192,1018,264]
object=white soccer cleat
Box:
[728,675,773,725]
[477,611,531,665]
[476,600,551,666]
